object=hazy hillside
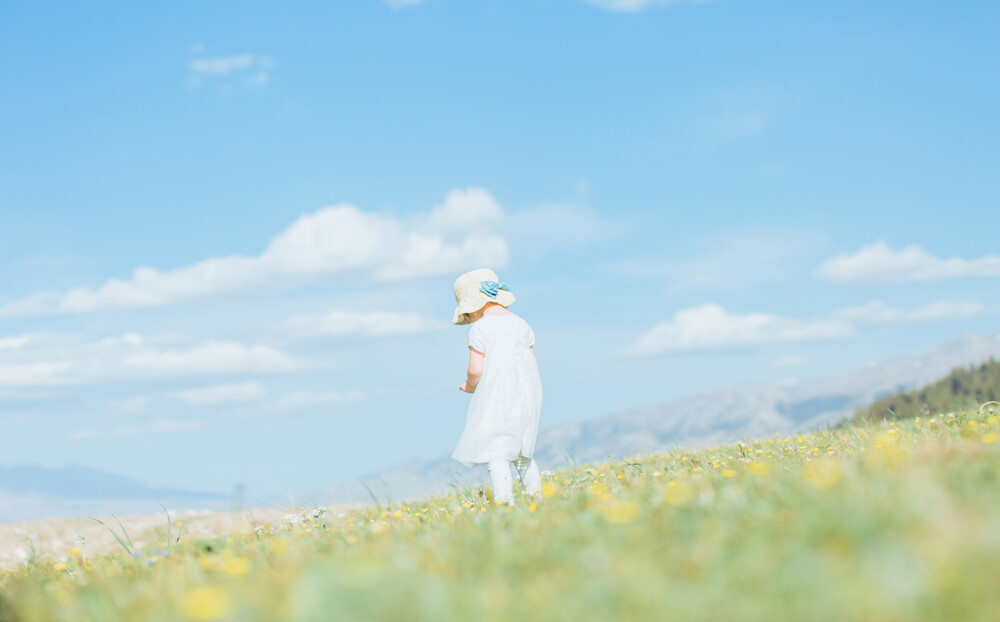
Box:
[856,358,1000,423]
[7,333,1000,519]
[0,464,225,523]
[326,332,1000,504]
[7,404,1000,622]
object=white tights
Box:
[488,456,541,506]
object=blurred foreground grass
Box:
[3,406,1000,622]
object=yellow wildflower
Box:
[180,587,232,621]
[221,558,250,577]
[802,459,843,489]
[982,432,999,444]
[269,539,288,554]
[594,497,640,524]
[588,480,609,499]
[663,481,694,505]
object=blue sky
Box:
[2,0,999,497]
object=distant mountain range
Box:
[0,464,224,523]
[323,332,1000,504]
[6,332,999,521]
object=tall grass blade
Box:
[89,517,133,556]
[100,492,135,551]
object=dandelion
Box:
[221,557,251,577]
[588,481,609,499]
[594,497,640,524]
[721,469,737,478]
[802,459,843,489]
[180,586,232,621]
[269,539,288,554]
[528,503,537,512]
[66,547,81,556]
[982,432,999,444]
[663,481,695,505]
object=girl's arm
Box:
[459,347,485,393]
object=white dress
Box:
[452,313,543,467]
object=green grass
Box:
[4,407,1000,622]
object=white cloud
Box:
[585,0,706,11]
[815,241,1000,284]
[0,336,29,350]
[108,395,152,413]
[73,417,202,440]
[0,332,300,389]
[374,187,508,281]
[191,54,260,75]
[623,298,996,355]
[190,53,274,88]
[272,389,366,411]
[285,310,444,340]
[612,230,814,291]
[707,111,770,138]
[770,354,814,369]
[622,303,855,355]
[172,382,267,406]
[0,187,510,318]
[384,0,423,9]
[832,300,996,324]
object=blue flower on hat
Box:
[479,280,511,298]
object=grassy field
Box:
[3,405,1000,622]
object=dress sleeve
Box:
[469,324,487,353]
[527,326,536,348]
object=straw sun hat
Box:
[452,268,516,325]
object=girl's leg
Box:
[487,461,515,505]
[513,455,542,498]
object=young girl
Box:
[451,268,543,506]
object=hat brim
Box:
[452,290,516,325]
